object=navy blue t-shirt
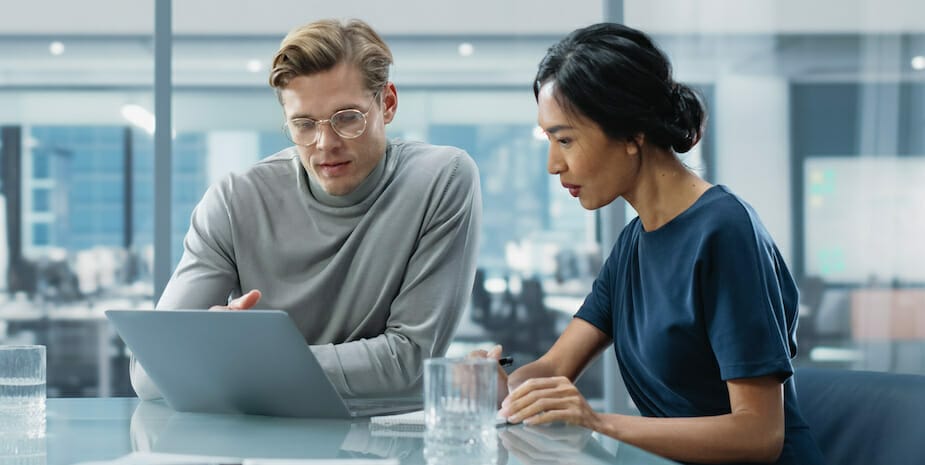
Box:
[576,185,823,465]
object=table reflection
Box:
[131,400,376,460]
[127,400,673,465]
[0,435,46,465]
[500,425,621,465]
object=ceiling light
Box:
[457,42,474,57]
[49,41,65,56]
[912,55,925,71]
[121,104,155,135]
[246,59,263,73]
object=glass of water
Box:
[423,357,498,465]
[0,345,46,438]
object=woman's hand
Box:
[500,376,602,431]
[468,345,510,406]
[499,424,594,465]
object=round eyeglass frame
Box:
[282,91,381,147]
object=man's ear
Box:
[381,81,398,124]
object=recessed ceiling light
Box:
[49,41,65,56]
[246,59,263,73]
[912,55,925,71]
[457,42,474,57]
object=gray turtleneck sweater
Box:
[130,139,482,399]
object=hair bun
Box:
[667,83,704,153]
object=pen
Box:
[498,356,514,367]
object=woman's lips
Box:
[562,183,581,197]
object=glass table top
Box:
[12,398,678,465]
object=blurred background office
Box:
[0,0,923,409]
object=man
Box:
[130,18,481,399]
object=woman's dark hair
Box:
[534,23,705,153]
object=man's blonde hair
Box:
[269,18,392,99]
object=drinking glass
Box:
[423,357,498,465]
[0,346,46,438]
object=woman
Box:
[479,23,824,465]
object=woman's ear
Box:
[632,133,645,149]
[626,133,645,156]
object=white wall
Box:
[206,132,260,186]
[6,0,925,36]
[0,91,153,126]
[627,0,925,33]
[714,75,793,264]
[0,0,603,35]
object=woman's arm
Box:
[505,374,785,464]
[602,376,784,463]
[473,318,610,405]
[507,318,612,390]
[498,318,609,413]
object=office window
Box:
[635,4,925,375]
[0,3,155,397]
[32,151,51,179]
[31,223,50,247]
[32,188,50,213]
[4,0,920,405]
[165,27,605,394]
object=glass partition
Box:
[644,12,925,375]
[0,12,155,396]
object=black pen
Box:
[498,356,514,367]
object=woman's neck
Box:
[623,147,712,232]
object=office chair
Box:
[794,367,925,465]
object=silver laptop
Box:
[106,309,421,419]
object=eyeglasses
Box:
[283,92,380,147]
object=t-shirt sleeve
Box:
[575,242,618,339]
[700,208,795,382]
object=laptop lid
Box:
[106,309,419,419]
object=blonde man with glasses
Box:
[130,18,482,399]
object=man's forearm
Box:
[310,331,430,397]
[129,356,164,401]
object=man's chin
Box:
[318,180,359,196]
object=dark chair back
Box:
[795,367,925,465]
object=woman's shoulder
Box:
[694,185,764,229]
[696,185,776,248]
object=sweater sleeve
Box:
[129,179,242,400]
[309,153,482,396]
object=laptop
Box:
[106,309,422,419]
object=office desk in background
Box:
[0,296,148,397]
[31,398,679,465]
[851,289,925,340]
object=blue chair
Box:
[794,367,925,465]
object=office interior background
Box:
[0,0,923,406]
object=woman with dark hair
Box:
[476,23,823,465]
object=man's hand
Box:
[210,289,262,311]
